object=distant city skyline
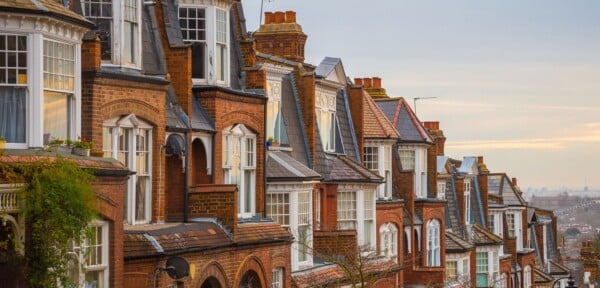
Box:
[242,0,600,189]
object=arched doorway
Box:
[192,138,210,185]
[165,134,186,221]
[238,270,261,288]
[201,276,222,288]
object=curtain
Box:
[0,87,26,143]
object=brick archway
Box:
[234,256,266,288]
[195,262,228,288]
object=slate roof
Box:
[314,57,343,79]
[229,4,244,90]
[471,224,503,246]
[375,98,432,144]
[3,0,93,27]
[548,260,570,275]
[292,258,399,288]
[437,156,450,174]
[457,157,477,175]
[363,91,400,139]
[165,87,189,130]
[317,153,383,183]
[141,4,167,76]
[282,76,312,167]
[336,89,360,161]
[0,151,129,176]
[266,151,320,181]
[123,222,232,258]
[488,174,527,206]
[160,0,186,47]
[446,231,474,253]
[191,98,216,132]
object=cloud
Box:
[534,105,600,112]
[584,122,600,128]
[447,133,600,151]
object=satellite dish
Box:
[165,256,190,280]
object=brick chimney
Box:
[423,121,446,156]
[354,78,363,86]
[476,156,489,225]
[254,11,307,63]
[362,77,388,99]
[512,177,518,187]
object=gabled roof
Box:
[446,231,475,253]
[488,174,527,206]
[315,57,348,85]
[363,91,400,139]
[548,260,570,276]
[266,151,320,181]
[191,98,216,132]
[3,0,93,27]
[471,224,503,246]
[317,154,383,183]
[375,98,433,144]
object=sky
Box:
[241,0,600,191]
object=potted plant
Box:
[266,136,274,149]
[0,137,5,150]
[71,137,93,157]
[48,138,71,154]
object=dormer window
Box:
[364,143,392,200]
[82,0,141,67]
[315,87,336,152]
[178,3,230,85]
[266,79,284,143]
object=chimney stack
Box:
[423,121,445,156]
[354,78,363,86]
[372,77,381,88]
[512,177,518,187]
[363,78,372,88]
[477,156,484,164]
[254,11,308,62]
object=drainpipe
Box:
[183,132,189,222]
[263,95,267,218]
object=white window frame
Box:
[82,0,143,68]
[437,181,446,200]
[266,183,314,271]
[0,28,83,149]
[222,124,256,218]
[271,267,283,288]
[266,78,283,143]
[364,142,392,200]
[178,3,230,86]
[507,209,524,251]
[103,114,153,225]
[426,219,441,266]
[337,185,376,252]
[315,86,336,153]
[488,210,504,238]
[523,265,532,288]
[69,220,109,288]
[380,222,398,262]
[398,145,427,198]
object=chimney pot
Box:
[285,11,296,23]
[354,78,363,86]
[373,77,381,88]
[477,156,484,164]
[423,121,439,130]
[363,78,372,88]
[512,177,518,186]
[264,12,274,24]
[274,11,285,23]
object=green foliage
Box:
[4,158,97,288]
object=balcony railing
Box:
[0,186,20,213]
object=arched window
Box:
[222,124,256,218]
[523,265,532,288]
[426,219,440,266]
[380,223,398,261]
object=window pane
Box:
[82,0,113,61]
[43,91,70,142]
[0,87,26,142]
[266,193,289,226]
[135,175,148,221]
[44,40,75,92]
[191,42,205,79]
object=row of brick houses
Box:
[0,0,567,287]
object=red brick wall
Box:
[517,251,536,287]
[313,230,358,259]
[500,256,512,288]
[407,201,446,286]
[124,241,291,288]
[188,184,238,235]
[92,174,129,288]
[166,155,185,221]
[293,70,317,168]
[346,85,364,160]
[81,75,168,222]
[195,89,266,216]
[477,173,489,226]
[395,170,415,217]
[455,177,465,229]
[316,183,339,232]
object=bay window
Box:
[69,220,109,288]
[266,185,313,271]
[363,190,375,248]
[43,40,75,143]
[222,124,255,218]
[103,115,153,224]
[446,261,457,282]
[488,211,504,237]
[476,252,488,287]
[337,191,357,230]
[82,0,141,67]
[178,4,230,85]
[399,146,427,198]
[426,219,440,266]
[337,186,376,251]
[507,210,523,250]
